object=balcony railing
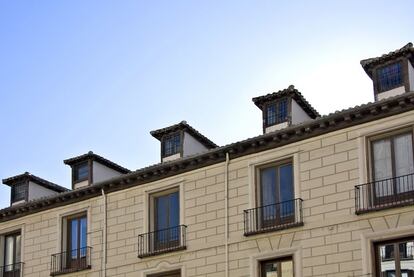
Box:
[355,173,414,214]
[50,247,91,276]
[138,225,187,258]
[244,198,303,236]
[0,263,23,277]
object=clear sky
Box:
[0,0,412,208]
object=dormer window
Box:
[360,43,414,100]
[377,62,403,93]
[11,183,27,203]
[64,151,130,189]
[74,162,89,182]
[163,133,181,157]
[253,86,320,134]
[265,99,288,127]
[151,121,218,162]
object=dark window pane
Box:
[279,164,294,217]
[377,62,402,92]
[11,183,27,202]
[80,217,87,254]
[266,104,277,126]
[71,219,78,258]
[74,162,89,181]
[266,99,288,126]
[164,134,181,156]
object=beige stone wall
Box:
[1,110,414,277]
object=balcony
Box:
[355,173,414,214]
[0,263,23,277]
[50,247,91,276]
[138,225,187,258]
[243,198,303,236]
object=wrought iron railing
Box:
[355,173,414,214]
[244,198,303,236]
[138,225,187,258]
[0,263,23,277]
[50,247,91,276]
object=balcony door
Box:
[153,189,180,251]
[66,214,87,270]
[371,131,414,203]
[3,232,21,277]
[258,161,294,228]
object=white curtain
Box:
[373,139,393,196]
[394,133,414,193]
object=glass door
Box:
[154,191,179,251]
[259,162,294,228]
[67,215,87,270]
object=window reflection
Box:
[377,239,414,277]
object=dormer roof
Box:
[150,121,218,149]
[252,85,320,119]
[360,42,414,78]
[2,172,69,193]
[63,151,130,174]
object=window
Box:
[377,62,403,92]
[51,213,90,275]
[244,160,302,236]
[375,237,414,277]
[148,270,181,277]
[74,162,89,182]
[265,99,288,126]
[163,133,181,157]
[258,161,294,223]
[152,189,180,248]
[260,257,293,277]
[138,188,186,258]
[66,214,87,261]
[3,232,21,277]
[370,131,414,198]
[11,183,27,203]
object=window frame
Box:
[367,127,414,182]
[73,162,90,183]
[3,231,21,271]
[161,131,183,158]
[263,98,291,128]
[376,61,403,93]
[259,256,294,277]
[148,269,181,277]
[10,182,28,204]
[149,187,180,232]
[372,58,410,98]
[255,158,294,207]
[374,236,414,277]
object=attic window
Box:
[265,99,288,126]
[377,62,403,93]
[74,162,89,182]
[11,183,27,203]
[163,133,181,157]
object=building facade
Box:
[1,43,414,277]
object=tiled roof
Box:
[150,121,218,149]
[1,91,414,222]
[2,172,69,193]
[63,151,131,174]
[360,42,414,77]
[252,85,320,119]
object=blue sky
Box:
[0,0,412,208]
